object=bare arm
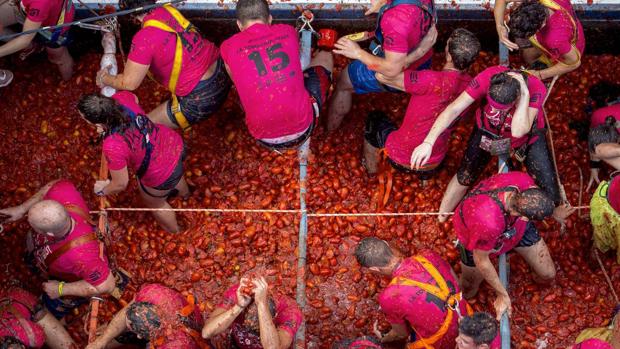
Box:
[532,48,581,80]
[202,278,252,338]
[424,92,476,145]
[333,37,407,78]
[85,306,130,349]
[100,168,129,196]
[257,300,290,349]
[0,179,59,222]
[375,71,405,91]
[43,273,116,299]
[403,24,437,67]
[0,19,39,58]
[506,72,535,138]
[494,0,519,50]
[379,323,408,343]
[473,249,511,320]
[98,59,150,91]
[594,143,620,160]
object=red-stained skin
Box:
[0,49,619,348]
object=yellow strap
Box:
[407,310,453,349]
[171,95,191,131]
[528,0,581,66]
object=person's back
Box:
[534,0,585,61]
[221,22,312,139]
[0,288,46,348]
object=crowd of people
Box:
[0,0,619,347]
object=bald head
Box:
[28,200,69,236]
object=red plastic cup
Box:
[318,29,338,49]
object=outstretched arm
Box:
[85,305,130,349]
[0,179,59,222]
[97,59,150,91]
[473,249,512,320]
[0,19,39,58]
[530,48,581,80]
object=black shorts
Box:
[364,111,440,180]
[167,58,231,127]
[456,125,561,204]
[459,221,542,267]
[114,331,149,346]
[257,66,332,150]
[138,150,185,197]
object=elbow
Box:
[201,328,213,339]
[375,72,388,85]
[381,67,401,78]
[123,80,140,91]
[94,274,116,295]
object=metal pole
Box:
[294,27,313,349]
[498,40,511,349]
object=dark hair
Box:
[236,0,270,24]
[514,188,555,220]
[459,313,498,346]
[489,72,521,105]
[78,94,133,135]
[448,28,480,71]
[589,116,619,152]
[0,337,25,349]
[332,336,382,349]
[588,81,620,110]
[354,237,393,268]
[126,302,161,340]
[118,0,156,11]
[508,1,549,39]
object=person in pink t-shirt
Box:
[97,0,230,132]
[0,0,74,81]
[571,339,614,349]
[411,65,572,224]
[354,238,469,348]
[453,172,560,320]
[585,82,620,190]
[0,288,75,349]
[499,0,584,81]
[456,312,500,349]
[332,336,382,349]
[362,28,480,178]
[77,92,187,233]
[86,283,210,349]
[327,0,437,132]
[220,0,333,150]
[202,275,302,349]
[0,180,118,319]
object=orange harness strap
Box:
[376,149,393,210]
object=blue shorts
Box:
[348,57,432,94]
[42,293,87,319]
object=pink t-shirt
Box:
[35,180,110,286]
[465,66,547,149]
[534,0,585,62]
[21,0,74,34]
[385,69,471,167]
[135,284,204,349]
[218,284,303,340]
[220,23,313,139]
[128,7,219,96]
[0,288,46,348]
[572,339,613,349]
[104,92,184,188]
[453,172,537,256]
[378,250,468,349]
[591,103,620,131]
[380,0,434,69]
[489,333,501,349]
[608,175,620,214]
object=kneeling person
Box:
[202,276,302,349]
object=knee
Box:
[47,48,71,65]
[536,264,556,283]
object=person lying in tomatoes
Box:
[202,275,303,349]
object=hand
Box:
[94,180,110,195]
[410,142,433,169]
[85,338,107,349]
[364,0,387,15]
[372,320,383,339]
[552,203,576,225]
[333,38,363,61]
[493,293,512,321]
[96,65,111,88]
[497,24,519,51]
[586,167,600,191]
[0,206,26,223]
[43,280,61,299]
[507,71,527,89]
[236,277,253,308]
[420,24,438,51]
[252,277,269,305]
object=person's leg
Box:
[514,223,556,284]
[0,0,19,36]
[45,46,73,81]
[523,133,561,204]
[175,176,190,199]
[458,245,484,298]
[37,311,76,349]
[138,182,180,233]
[362,111,396,174]
[327,63,354,132]
[308,49,334,74]
[148,101,179,129]
[438,175,469,222]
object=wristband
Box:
[590,160,602,169]
[58,282,65,297]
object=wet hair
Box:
[589,116,620,152]
[118,0,156,11]
[448,28,480,71]
[489,72,521,105]
[588,81,620,110]
[513,188,555,221]
[354,237,393,268]
[236,0,270,25]
[78,94,134,136]
[459,313,498,346]
[126,302,161,340]
[0,337,25,349]
[508,1,549,40]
